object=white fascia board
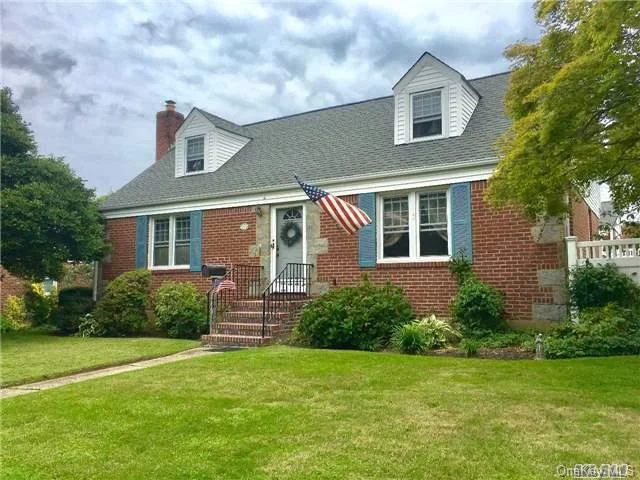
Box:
[102,159,497,219]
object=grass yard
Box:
[2,347,639,480]
[0,331,199,386]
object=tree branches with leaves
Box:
[487,0,640,218]
[1,87,107,281]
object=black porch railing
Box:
[207,264,263,332]
[261,263,314,338]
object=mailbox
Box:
[201,264,227,279]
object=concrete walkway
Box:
[1,348,220,400]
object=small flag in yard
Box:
[213,279,236,294]
[295,175,372,235]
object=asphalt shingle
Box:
[101,72,510,212]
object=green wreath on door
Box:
[280,221,302,247]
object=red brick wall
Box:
[315,181,563,323]
[103,207,259,293]
[571,198,599,241]
[103,182,565,324]
[0,266,28,307]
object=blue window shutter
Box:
[450,183,473,262]
[189,210,202,272]
[358,193,377,268]
[135,216,148,269]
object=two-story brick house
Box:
[99,52,600,345]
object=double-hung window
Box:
[150,215,191,267]
[186,135,205,173]
[412,90,442,139]
[379,190,449,261]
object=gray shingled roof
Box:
[101,72,510,212]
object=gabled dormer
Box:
[174,108,251,178]
[393,52,480,145]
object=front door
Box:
[272,205,305,290]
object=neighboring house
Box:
[599,201,623,240]
[0,267,28,308]
[99,52,599,343]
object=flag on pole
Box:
[295,175,372,235]
[213,279,236,294]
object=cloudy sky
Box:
[1,1,540,195]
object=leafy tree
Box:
[1,87,107,281]
[487,1,640,218]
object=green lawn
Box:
[0,331,199,386]
[2,347,639,479]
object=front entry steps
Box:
[201,298,308,347]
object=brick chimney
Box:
[155,100,184,161]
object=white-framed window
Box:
[149,215,191,268]
[378,189,450,262]
[185,135,205,173]
[411,90,442,139]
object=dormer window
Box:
[186,135,205,173]
[412,90,442,139]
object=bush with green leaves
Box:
[545,303,640,359]
[24,283,57,326]
[77,313,105,337]
[392,315,459,354]
[1,296,28,332]
[460,338,480,357]
[53,287,95,335]
[448,253,475,287]
[93,269,151,336]
[392,323,429,355]
[296,278,414,351]
[569,262,640,311]
[153,282,207,339]
[451,278,504,334]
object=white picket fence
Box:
[566,237,640,284]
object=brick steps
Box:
[212,322,281,336]
[202,334,270,347]
[222,311,289,323]
[202,298,310,347]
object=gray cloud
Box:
[1,43,77,79]
[1,1,539,196]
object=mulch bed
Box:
[425,347,535,360]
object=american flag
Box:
[295,176,372,235]
[213,279,236,294]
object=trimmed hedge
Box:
[153,282,207,339]
[53,287,94,334]
[296,278,414,351]
[93,270,151,336]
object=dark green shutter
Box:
[358,193,376,267]
[450,183,473,262]
[135,216,148,269]
[189,210,202,272]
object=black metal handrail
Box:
[261,263,314,338]
[207,264,263,333]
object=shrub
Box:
[296,278,414,351]
[53,287,95,334]
[153,282,207,339]
[77,313,105,337]
[93,270,151,336]
[460,338,479,357]
[392,315,459,354]
[448,253,475,287]
[451,278,504,334]
[24,283,57,326]
[415,315,460,348]
[545,304,640,359]
[392,323,429,355]
[1,296,28,332]
[569,262,640,311]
